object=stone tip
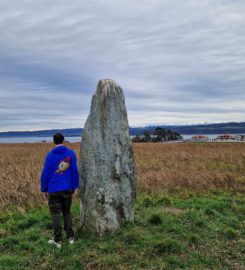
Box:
[98,79,120,89]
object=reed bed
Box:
[0,142,244,210]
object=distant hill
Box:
[0,128,82,138]
[130,122,245,135]
[0,122,244,137]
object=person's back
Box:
[40,133,79,248]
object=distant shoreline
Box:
[0,122,245,138]
[0,134,244,144]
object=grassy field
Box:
[0,142,244,210]
[0,142,244,269]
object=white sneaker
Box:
[48,239,62,248]
[68,237,74,245]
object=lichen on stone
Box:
[79,79,137,235]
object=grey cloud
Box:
[0,0,244,131]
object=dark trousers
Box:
[48,190,74,242]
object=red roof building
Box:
[216,134,237,140]
[191,135,209,141]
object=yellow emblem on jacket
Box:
[56,157,71,174]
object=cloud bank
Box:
[0,0,244,131]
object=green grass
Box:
[0,192,244,270]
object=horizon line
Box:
[0,121,244,133]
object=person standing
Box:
[41,133,79,248]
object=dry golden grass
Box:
[0,142,244,210]
[134,142,245,194]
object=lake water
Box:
[0,134,240,143]
[0,136,82,143]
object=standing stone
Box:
[79,79,137,235]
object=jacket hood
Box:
[52,145,68,154]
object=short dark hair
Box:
[53,133,64,145]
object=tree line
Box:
[132,127,182,142]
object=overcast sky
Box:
[0,0,244,131]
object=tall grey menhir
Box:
[79,79,137,235]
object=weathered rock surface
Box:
[79,79,137,235]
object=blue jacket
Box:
[41,145,79,193]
